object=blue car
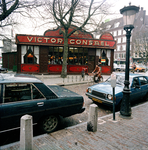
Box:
[86,73,148,109]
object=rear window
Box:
[34,83,57,99]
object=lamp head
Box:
[120,3,139,27]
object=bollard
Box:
[20,115,33,150]
[41,74,44,82]
[87,104,98,132]
[67,76,69,82]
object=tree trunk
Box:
[61,31,68,78]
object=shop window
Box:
[48,46,88,65]
[84,48,88,65]
[79,48,83,65]
[21,46,39,64]
[73,48,79,65]
[98,50,110,66]
[48,47,63,64]
[69,47,74,64]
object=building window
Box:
[122,37,126,43]
[118,38,121,43]
[21,46,39,64]
[117,45,121,51]
[122,45,126,51]
[123,30,126,35]
[135,52,137,57]
[114,22,120,28]
[115,53,118,59]
[118,30,122,36]
[143,52,146,57]
[113,31,117,36]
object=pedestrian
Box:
[132,63,136,73]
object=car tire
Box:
[40,115,59,133]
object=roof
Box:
[115,73,144,78]
[0,73,42,84]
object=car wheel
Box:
[137,69,139,72]
[40,115,59,133]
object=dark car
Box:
[86,73,148,109]
[0,74,85,133]
[0,66,7,73]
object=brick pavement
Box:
[1,102,148,150]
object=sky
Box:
[3,0,148,39]
[108,0,148,20]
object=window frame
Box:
[3,83,46,104]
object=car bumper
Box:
[86,92,113,105]
[78,107,85,113]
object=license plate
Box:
[92,97,102,103]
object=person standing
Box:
[132,63,136,73]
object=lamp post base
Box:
[119,114,133,119]
[120,87,132,117]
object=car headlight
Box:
[88,88,92,93]
[107,94,112,100]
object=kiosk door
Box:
[88,56,95,73]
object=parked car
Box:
[113,64,125,72]
[0,73,85,133]
[113,63,120,71]
[135,65,146,72]
[86,73,148,109]
[0,66,8,73]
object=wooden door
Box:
[39,46,48,73]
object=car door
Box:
[0,83,46,132]
[138,76,148,98]
[130,77,142,102]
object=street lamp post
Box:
[120,4,139,117]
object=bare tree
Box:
[0,0,42,40]
[133,28,148,64]
[38,0,110,77]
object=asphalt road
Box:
[59,83,113,129]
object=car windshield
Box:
[106,75,125,86]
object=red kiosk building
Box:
[15,26,116,74]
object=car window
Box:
[3,83,44,103]
[4,83,31,103]
[132,77,139,87]
[105,75,125,86]
[139,77,148,86]
[34,83,57,99]
[32,85,44,99]
[116,75,124,85]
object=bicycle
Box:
[88,73,103,83]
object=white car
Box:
[114,64,125,71]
